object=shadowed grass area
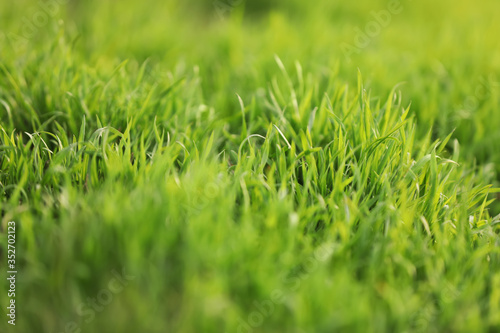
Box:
[0,0,499,332]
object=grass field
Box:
[1,0,500,332]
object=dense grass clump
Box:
[1,0,499,332]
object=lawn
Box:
[1,0,500,332]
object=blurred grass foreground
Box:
[1,0,500,332]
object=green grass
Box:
[1,0,500,332]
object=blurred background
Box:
[1,0,499,175]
